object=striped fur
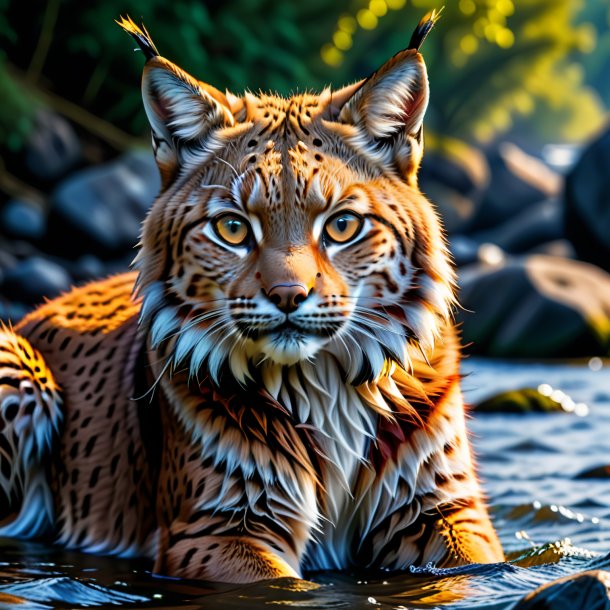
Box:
[0,13,503,583]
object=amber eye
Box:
[324,212,363,244]
[214,215,250,246]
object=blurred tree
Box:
[577,1,610,111]
[0,0,344,143]
[318,0,606,145]
[0,0,607,155]
[0,0,37,151]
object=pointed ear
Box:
[118,16,234,187]
[336,11,440,179]
[338,50,428,139]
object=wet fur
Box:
[0,12,503,582]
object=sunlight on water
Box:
[0,358,609,609]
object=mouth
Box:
[236,319,308,341]
[236,320,329,366]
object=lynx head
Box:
[121,13,455,389]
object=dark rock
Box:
[448,235,480,267]
[0,299,28,323]
[458,255,610,358]
[419,139,489,234]
[576,465,610,480]
[469,199,562,254]
[565,126,610,272]
[1,199,46,240]
[514,570,610,609]
[474,387,568,414]
[529,240,576,259]
[59,254,131,284]
[24,109,82,181]
[46,150,160,259]
[471,143,561,232]
[2,256,72,304]
[0,246,18,275]
[74,255,107,281]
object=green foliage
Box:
[0,0,607,151]
[318,0,606,145]
[0,60,37,151]
[1,0,345,139]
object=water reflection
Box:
[0,359,609,609]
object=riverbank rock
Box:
[1,199,46,241]
[45,149,159,259]
[514,570,610,609]
[469,198,563,255]
[470,143,561,232]
[23,109,82,182]
[564,126,610,273]
[458,255,610,358]
[576,466,610,479]
[2,256,72,304]
[473,387,567,414]
[419,138,489,234]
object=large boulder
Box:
[564,125,610,272]
[514,570,610,609]
[46,150,160,259]
[473,387,574,414]
[2,256,72,304]
[471,143,561,232]
[0,199,46,241]
[23,109,82,182]
[419,138,489,234]
[458,255,610,358]
[469,199,563,255]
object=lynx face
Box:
[130,20,455,387]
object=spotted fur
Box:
[0,12,503,582]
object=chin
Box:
[248,332,327,366]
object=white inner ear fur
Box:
[339,55,429,140]
[143,63,234,143]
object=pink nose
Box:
[266,283,309,313]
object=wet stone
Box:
[473,388,567,414]
[458,254,610,358]
[575,466,610,480]
[514,570,610,609]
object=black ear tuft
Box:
[116,15,160,60]
[408,8,443,51]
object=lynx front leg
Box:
[0,327,62,536]
[360,497,504,570]
[157,528,300,582]
[435,499,505,565]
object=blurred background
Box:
[1,0,609,360]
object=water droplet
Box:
[588,357,603,371]
[478,242,504,266]
[550,389,565,402]
[538,384,552,396]
[574,402,589,417]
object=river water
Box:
[1,358,609,609]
